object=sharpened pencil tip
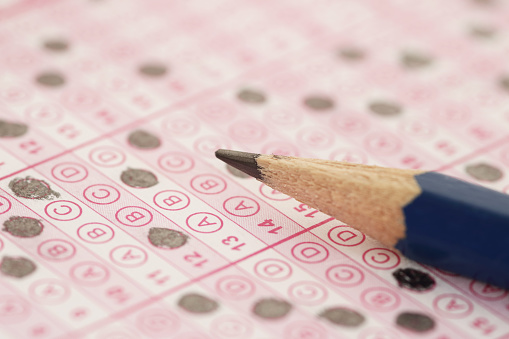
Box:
[215,149,262,180]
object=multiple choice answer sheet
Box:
[0,0,509,338]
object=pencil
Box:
[215,149,509,289]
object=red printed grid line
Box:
[58,217,334,339]
[0,126,345,337]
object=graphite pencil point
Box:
[215,149,262,180]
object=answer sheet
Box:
[0,0,509,338]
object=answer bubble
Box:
[395,312,435,332]
[43,39,69,52]
[139,63,168,77]
[178,293,219,314]
[128,130,161,149]
[319,307,365,327]
[148,227,188,249]
[121,168,158,188]
[0,120,28,138]
[303,96,335,111]
[465,163,503,182]
[0,256,36,278]
[337,47,366,61]
[368,101,403,117]
[237,89,266,104]
[401,52,433,69]
[9,177,60,200]
[392,268,435,291]
[36,71,66,87]
[252,298,292,319]
[3,216,43,237]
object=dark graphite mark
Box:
[128,130,161,149]
[9,177,60,200]
[120,168,158,188]
[303,95,335,111]
[465,163,503,182]
[252,298,292,319]
[148,227,188,249]
[369,101,403,117]
[319,307,365,327]
[392,268,436,291]
[178,293,219,314]
[0,256,36,278]
[3,216,43,237]
[396,312,435,333]
[401,52,434,69]
[236,88,267,104]
[0,120,28,138]
[139,62,168,77]
[36,71,66,87]
[43,39,70,52]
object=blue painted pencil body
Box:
[398,172,509,289]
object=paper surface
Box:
[0,0,509,338]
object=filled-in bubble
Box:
[128,130,161,149]
[337,47,365,61]
[9,177,60,200]
[368,101,403,117]
[43,39,69,52]
[0,120,28,138]
[252,298,292,319]
[396,312,435,333]
[401,52,433,69]
[178,293,219,314]
[237,89,266,104]
[148,227,188,249]
[319,307,365,327]
[139,63,168,77]
[392,268,435,291]
[3,216,43,237]
[465,163,503,182]
[498,76,509,92]
[0,256,36,278]
[36,71,66,87]
[303,96,335,111]
[120,168,158,188]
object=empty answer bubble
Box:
[0,256,36,278]
[3,216,43,237]
[465,163,503,182]
[128,130,161,149]
[120,168,158,188]
[252,298,292,319]
[178,293,219,313]
[148,227,188,249]
[319,307,365,327]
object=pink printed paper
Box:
[0,0,508,338]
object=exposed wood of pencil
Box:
[256,155,424,247]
